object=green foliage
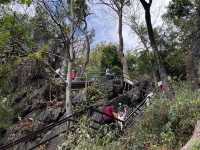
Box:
[167,0,193,19]
[0,63,13,95]
[27,45,48,61]
[60,83,200,150]
[88,44,122,75]
[137,51,154,74]
[86,84,106,103]
[63,0,89,28]
[20,0,32,6]
[73,0,88,21]
[127,52,137,71]
[126,82,200,150]
[0,0,11,4]
[0,96,14,128]
[72,83,198,150]
[164,0,200,44]
[127,47,186,79]
[0,14,34,55]
[191,140,200,150]
[0,15,12,49]
[162,48,186,79]
[164,0,195,34]
[0,0,32,5]
[0,31,10,49]
[60,116,121,150]
[127,51,154,78]
[100,45,122,72]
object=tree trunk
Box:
[65,60,73,117]
[65,0,75,117]
[140,0,175,100]
[118,10,129,79]
[80,34,90,77]
[144,7,162,78]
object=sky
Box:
[11,0,171,51]
[87,0,171,50]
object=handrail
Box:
[0,92,130,150]
[0,108,89,150]
[124,99,146,123]
[124,91,154,124]
[29,129,67,150]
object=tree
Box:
[128,12,158,79]
[164,0,200,89]
[98,0,130,78]
[139,0,175,99]
[87,44,122,75]
[36,0,91,116]
[0,1,34,132]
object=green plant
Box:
[124,82,200,150]
[191,140,200,150]
[86,84,106,103]
[61,82,200,150]
[0,96,14,128]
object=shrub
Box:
[61,82,200,150]
[191,140,200,150]
[86,84,106,103]
[0,96,14,129]
[126,82,200,150]
[59,116,120,150]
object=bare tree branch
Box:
[38,0,71,60]
[98,0,118,13]
[140,0,150,8]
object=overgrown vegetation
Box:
[0,96,14,129]
[59,116,121,150]
[86,84,106,103]
[126,83,199,150]
[0,0,200,149]
[60,83,200,150]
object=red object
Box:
[160,84,164,91]
[160,84,168,92]
[102,105,115,121]
[68,71,77,80]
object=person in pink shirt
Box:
[102,105,118,124]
